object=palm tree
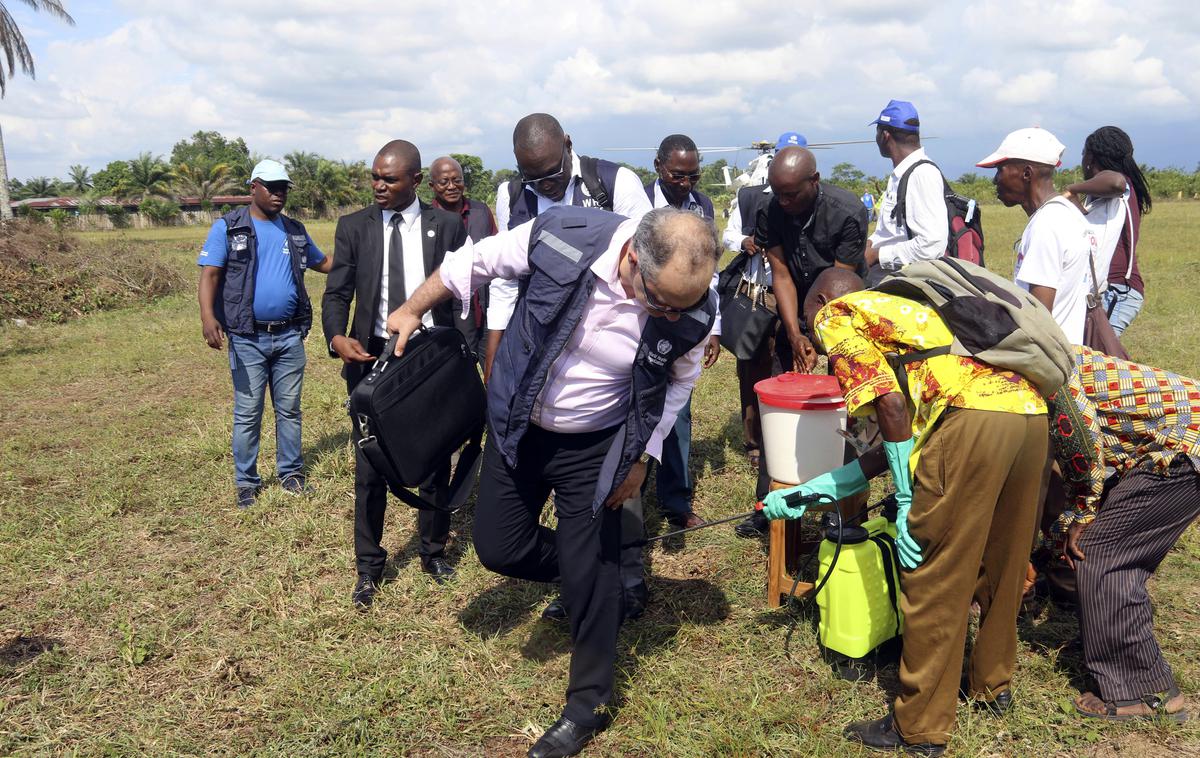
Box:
[0,1,76,219]
[173,160,236,205]
[126,152,173,201]
[66,163,90,193]
[15,174,56,198]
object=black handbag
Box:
[717,253,778,361]
[348,326,486,512]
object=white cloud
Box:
[0,0,1195,181]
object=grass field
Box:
[1,203,1198,756]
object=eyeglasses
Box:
[638,263,709,314]
[433,177,464,189]
[520,147,569,186]
[666,171,702,183]
[257,181,290,195]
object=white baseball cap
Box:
[976,127,1065,168]
[249,159,292,185]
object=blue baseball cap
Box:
[870,100,920,132]
[775,131,808,150]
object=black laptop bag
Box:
[349,326,486,512]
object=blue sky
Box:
[4,0,1198,186]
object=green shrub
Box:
[139,197,181,226]
[103,205,130,228]
[47,208,71,230]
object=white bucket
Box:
[755,373,848,485]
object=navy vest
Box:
[644,181,715,220]
[215,206,313,336]
[506,156,622,230]
[737,183,773,237]
[488,206,716,512]
[460,199,496,243]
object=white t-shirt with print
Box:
[1013,196,1097,345]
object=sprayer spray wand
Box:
[621,492,825,548]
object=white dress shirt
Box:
[439,218,710,460]
[869,148,949,270]
[486,151,654,330]
[721,184,774,285]
[376,199,433,337]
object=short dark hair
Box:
[656,134,699,162]
[878,122,921,147]
[514,113,565,153]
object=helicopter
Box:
[604,133,876,191]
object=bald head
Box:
[768,146,817,184]
[803,267,865,346]
[376,139,421,173]
[430,156,462,175]
[631,208,721,313]
[768,147,821,217]
[429,156,465,207]
[513,113,572,201]
[513,113,565,153]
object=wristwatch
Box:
[638,452,652,466]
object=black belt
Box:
[255,317,304,334]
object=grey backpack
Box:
[873,258,1075,396]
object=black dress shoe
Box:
[958,676,1013,716]
[843,714,945,756]
[542,597,568,622]
[424,557,456,584]
[527,716,606,758]
[973,689,1013,716]
[352,575,379,609]
[734,510,769,538]
[624,583,648,622]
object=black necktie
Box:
[387,214,406,312]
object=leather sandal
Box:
[1075,686,1189,723]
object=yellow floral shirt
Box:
[814,291,1047,467]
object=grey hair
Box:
[632,207,720,282]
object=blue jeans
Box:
[1103,286,1144,336]
[656,396,693,519]
[227,326,307,488]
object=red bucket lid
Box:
[754,373,846,410]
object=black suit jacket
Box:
[322,201,468,368]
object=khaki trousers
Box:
[892,409,1049,745]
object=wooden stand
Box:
[766,480,864,608]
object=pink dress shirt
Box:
[439,217,710,461]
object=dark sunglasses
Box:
[258,181,290,194]
[520,147,569,186]
[666,171,702,182]
[638,265,708,314]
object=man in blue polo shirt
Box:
[198,159,332,508]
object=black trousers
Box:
[1076,458,1200,700]
[347,337,450,577]
[473,424,623,729]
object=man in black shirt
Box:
[736,146,867,535]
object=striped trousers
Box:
[1077,458,1200,701]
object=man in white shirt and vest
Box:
[485,113,653,379]
[862,100,948,286]
[386,206,720,757]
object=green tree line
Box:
[10,132,1200,224]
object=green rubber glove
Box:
[761,460,869,521]
[884,438,923,569]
